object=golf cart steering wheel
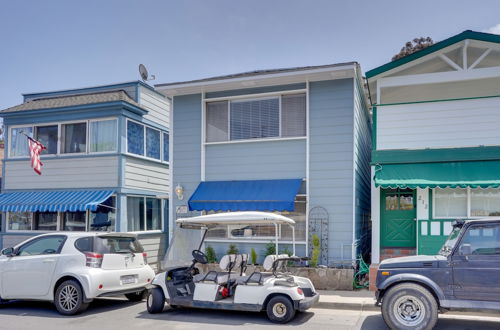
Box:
[192,249,208,264]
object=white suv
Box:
[0,232,155,315]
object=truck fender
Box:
[378,273,445,302]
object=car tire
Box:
[54,280,89,316]
[125,290,147,302]
[266,295,296,324]
[147,287,165,314]
[381,283,438,330]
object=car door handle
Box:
[43,259,56,263]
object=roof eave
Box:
[366,30,500,80]
[155,63,357,97]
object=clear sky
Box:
[1,0,500,109]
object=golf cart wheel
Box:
[54,280,89,315]
[266,295,295,324]
[125,289,147,302]
[381,283,438,330]
[147,287,165,314]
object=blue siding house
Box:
[0,81,170,270]
[156,63,371,265]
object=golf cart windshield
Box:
[161,227,205,269]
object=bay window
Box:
[90,119,118,152]
[36,125,58,154]
[62,122,87,153]
[434,187,500,218]
[126,119,169,162]
[10,127,32,157]
[206,93,306,143]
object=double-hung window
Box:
[206,93,306,143]
[36,125,58,154]
[89,119,118,152]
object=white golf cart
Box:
[147,211,320,323]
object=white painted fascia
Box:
[156,64,356,96]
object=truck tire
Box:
[381,283,438,330]
[54,280,89,315]
[147,287,165,314]
[266,295,295,324]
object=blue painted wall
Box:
[205,139,306,181]
[309,78,355,264]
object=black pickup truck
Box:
[375,218,500,330]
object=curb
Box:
[316,301,380,312]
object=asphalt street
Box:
[1,297,500,330]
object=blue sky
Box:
[1,0,500,109]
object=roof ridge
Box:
[29,89,130,102]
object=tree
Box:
[392,37,434,61]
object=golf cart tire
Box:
[125,289,147,302]
[266,295,296,324]
[54,279,89,316]
[147,287,165,314]
[381,283,438,330]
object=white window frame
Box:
[126,195,164,232]
[8,117,118,159]
[125,118,169,164]
[432,187,500,219]
[204,89,307,145]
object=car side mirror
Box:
[1,247,15,257]
[459,244,471,256]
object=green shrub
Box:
[279,246,292,256]
[265,242,276,256]
[250,248,258,265]
[310,234,320,267]
[227,244,239,255]
[205,245,217,264]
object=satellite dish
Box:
[139,64,149,81]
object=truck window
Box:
[458,225,500,256]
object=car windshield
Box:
[439,226,462,256]
[161,227,205,269]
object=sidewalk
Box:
[316,289,379,311]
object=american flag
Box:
[28,137,46,175]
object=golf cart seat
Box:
[236,254,288,285]
[194,254,242,284]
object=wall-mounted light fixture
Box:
[175,184,184,200]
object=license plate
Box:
[121,275,137,285]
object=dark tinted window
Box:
[75,237,93,252]
[94,236,143,254]
[459,225,500,255]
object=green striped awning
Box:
[374,161,500,189]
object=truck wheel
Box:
[381,283,438,330]
[147,287,165,314]
[125,290,147,302]
[266,295,295,324]
[54,280,89,315]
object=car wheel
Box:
[147,287,165,314]
[125,290,147,302]
[54,280,89,316]
[381,283,438,330]
[266,295,295,324]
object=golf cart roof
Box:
[176,211,295,227]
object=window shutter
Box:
[230,98,279,140]
[281,93,306,137]
[206,101,229,142]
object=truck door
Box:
[451,223,500,301]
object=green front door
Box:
[381,188,416,248]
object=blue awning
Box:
[188,179,302,212]
[0,190,114,212]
